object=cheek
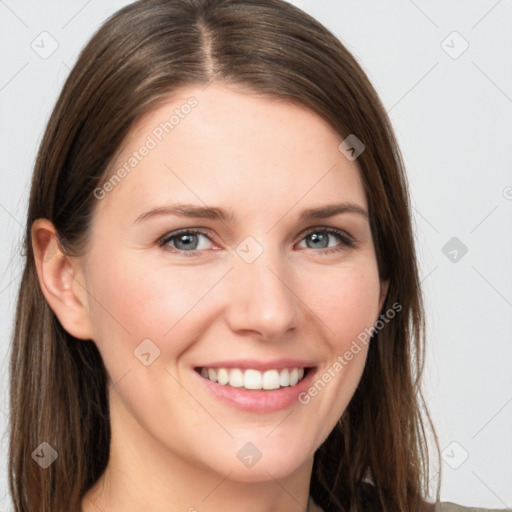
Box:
[292,263,381,444]
[85,251,227,356]
[297,260,382,346]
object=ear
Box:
[31,218,94,340]
[378,279,390,312]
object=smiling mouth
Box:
[195,367,311,391]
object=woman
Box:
[8,1,508,511]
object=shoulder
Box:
[437,501,511,512]
[308,495,510,512]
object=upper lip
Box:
[194,358,316,372]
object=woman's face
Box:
[76,84,387,482]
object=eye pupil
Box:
[308,232,328,249]
[176,234,198,250]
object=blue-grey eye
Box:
[160,230,212,251]
[298,228,352,251]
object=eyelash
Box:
[157,227,355,257]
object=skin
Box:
[32,83,388,512]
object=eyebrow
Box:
[134,201,368,224]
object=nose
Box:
[224,244,300,341]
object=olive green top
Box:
[436,502,511,512]
[308,496,510,511]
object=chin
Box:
[198,434,315,483]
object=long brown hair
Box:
[9,0,441,510]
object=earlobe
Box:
[31,218,94,340]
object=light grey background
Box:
[1,0,511,509]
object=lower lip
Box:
[194,368,316,413]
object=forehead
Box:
[95,83,367,223]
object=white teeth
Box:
[244,369,262,389]
[228,368,244,387]
[199,366,307,390]
[217,368,229,386]
[262,370,280,390]
[279,368,289,387]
